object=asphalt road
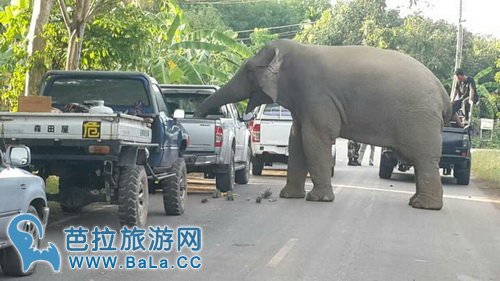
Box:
[3,139,500,281]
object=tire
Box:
[0,205,40,276]
[59,172,87,212]
[454,161,471,185]
[379,153,394,179]
[118,165,148,226]
[235,147,251,184]
[162,158,187,216]
[251,157,264,176]
[216,150,235,192]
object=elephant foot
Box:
[410,194,443,210]
[408,193,418,205]
[279,185,306,198]
[306,187,334,202]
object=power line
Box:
[235,21,315,33]
[181,0,269,5]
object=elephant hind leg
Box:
[400,125,444,210]
[411,158,443,210]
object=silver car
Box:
[0,145,49,276]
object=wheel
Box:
[379,153,394,179]
[162,158,187,216]
[235,146,251,184]
[454,161,471,185]
[251,156,264,176]
[216,150,235,192]
[0,205,40,276]
[59,172,88,212]
[118,165,148,226]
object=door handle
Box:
[20,183,27,190]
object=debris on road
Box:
[227,191,234,201]
[201,198,209,203]
[262,188,272,199]
[213,189,221,198]
[256,196,262,203]
[268,198,278,202]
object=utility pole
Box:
[450,0,464,98]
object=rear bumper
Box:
[252,144,288,156]
[184,153,218,166]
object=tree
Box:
[24,0,54,96]
[56,0,116,70]
[0,0,31,108]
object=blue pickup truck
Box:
[0,71,189,226]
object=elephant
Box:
[195,39,452,210]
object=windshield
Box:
[261,103,292,120]
[163,93,223,116]
[46,77,151,113]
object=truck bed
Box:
[0,112,152,144]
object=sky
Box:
[384,0,500,38]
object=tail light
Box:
[215,125,223,147]
[248,120,254,130]
[460,151,468,157]
[252,123,261,142]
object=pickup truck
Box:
[160,85,251,192]
[0,145,49,276]
[249,103,336,176]
[0,71,189,226]
[379,126,471,185]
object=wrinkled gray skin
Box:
[196,39,452,210]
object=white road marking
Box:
[267,238,298,268]
[249,181,500,204]
[334,184,500,204]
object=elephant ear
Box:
[255,48,282,102]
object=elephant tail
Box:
[443,100,453,126]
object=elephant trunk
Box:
[195,82,249,117]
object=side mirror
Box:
[241,112,255,122]
[7,145,31,167]
[173,109,185,119]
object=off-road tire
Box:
[118,165,148,226]
[454,161,471,185]
[162,158,187,216]
[216,150,235,192]
[0,205,40,276]
[251,157,264,176]
[379,153,394,179]
[235,147,251,184]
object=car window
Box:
[163,93,224,116]
[152,85,167,114]
[47,78,151,112]
[261,103,292,120]
[229,104,240,120]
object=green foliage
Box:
[183,5,228,31]
[296,0,500,83]
[0,0,31,109]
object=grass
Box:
[472,150,500,188]
[45,175,59,194]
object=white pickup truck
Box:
[160,85,251,193]
[250,104,336,175]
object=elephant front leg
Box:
[280,122,308,198]
[301,127,335,202]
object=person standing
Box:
[359,144,376,166]
[348,140,361,166]
[450,69,478,127]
